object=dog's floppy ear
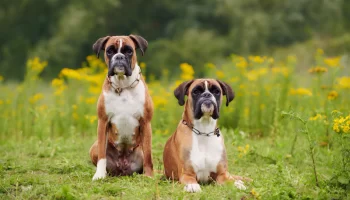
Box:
[93,36,110,58]
[217,80,234,106]
[174,80,194,106]
[129,35,148,56]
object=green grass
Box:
[1,128,348,199]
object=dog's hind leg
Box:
[92,120,109,180]
[140,122,153,177]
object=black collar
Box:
[182,120,220,137]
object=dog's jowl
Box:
[163,79,249,192]
[89,35,153,180]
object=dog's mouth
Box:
[194,100,219,119]
[201,100,215,115]
[108,64,132,77]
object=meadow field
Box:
[0,50,349,199]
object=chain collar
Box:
[107,68,142,95]
[182,120,220,137]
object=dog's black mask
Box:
[106,45,133,77]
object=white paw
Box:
[92,159,107,181]
[234,180,246,190]
[184,183,201,193]
[92,170,106,180]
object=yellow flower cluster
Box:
[336,76,350,89]
[251,188,261,199]
[333,115,350,133]
[245,68,268,81]
[237,144,250,158]
[308,66,328,74]
[0,75,3,82]
[180,63,194,80]
[271,67,289,77]
[232,56,248,69]
[289,88,312,96]
[309,114,326,121]
[248,56,265,64]
[324,57,341,67]
[327,91,338,100]
[51,78,67,96]
[26,57,47,73]
[85,115,97,124]
[29,93,44,104]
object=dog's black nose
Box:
[115,54,125,60]
[202,92,212,98]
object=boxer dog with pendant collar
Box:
[163,79,251,192]
[89,35,154,180]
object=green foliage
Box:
[1,0,350,79]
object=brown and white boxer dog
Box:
[89,35,153,180]
[163,79,248,192]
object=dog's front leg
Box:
[180,170,201,193]
[92,119,109,180]
[140,122,153,177]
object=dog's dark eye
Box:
[106,48,115,56]
[212,88,220,95]
[192,89,201,95]
[125,49,133,55]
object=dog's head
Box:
[92,35,148,77]
[174,79,234,120]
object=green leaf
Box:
[337,176,349,185]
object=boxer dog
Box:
[89,35,153,180]
[163,79,248,192]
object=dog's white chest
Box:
[189,130,224,183]
[103,81,145,143]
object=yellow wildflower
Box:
[26,57,48,73]
[267,57,274,64]
[309,114,326,121]
[85,115,97,124]
[29,93,44,104]
[308,66,328,74]
[327,91,338,100]
[251,188,260,199]
[249,56,265,64]
[51,78,64,87]
[60,68,82,80]
[260,104,266,110]
[333,115,350,133]
[287,55,297,63]
[72,112,79,120]
[230,77,239,83]
[0,100,3,105]
[236,58,248,69]
[289,88,312,96]
[244,108,249,118]
[139,62,146,69]
[324,57,341,67]
[271,67,289,77]
[336,77,350,89]
[237,144,250,157]
[37,105,48,112]
[152,96,168,108]
[205,63,216,69]
[316,48,324,55]
[0,75,3,82]
[85,97,96,104]
[216,70,225,79]
[180,63,194,80]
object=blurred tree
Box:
[0,0,349,80]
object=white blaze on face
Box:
[201,80,216,114]
[204,81,209,92]
[118,39,123,53]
